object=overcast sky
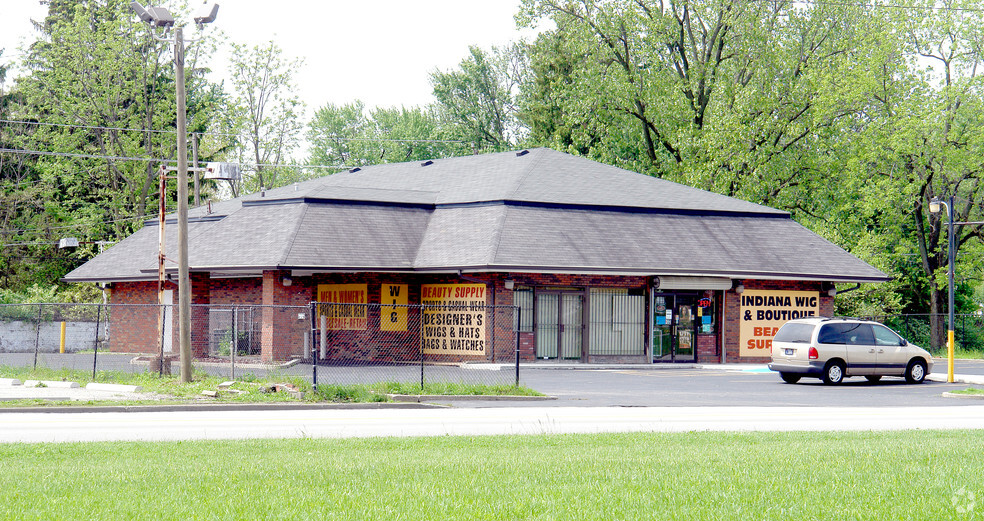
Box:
[0,0,541,112]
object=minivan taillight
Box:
[808,347,819,360]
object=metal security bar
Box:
[588,288,645,356]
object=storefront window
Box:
[514,287,533,332]
[588,288,645,356]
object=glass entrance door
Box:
[652,294,696,362]
[536,292,583,360]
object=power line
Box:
[0,147,356,169]
[0,147,173,163]
[0,118,474,144]
[0,213,155,236]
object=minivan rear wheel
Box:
[822,361,845,385]
[780,372,801,384]
[905,359,927,384]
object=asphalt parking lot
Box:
[3,353,983,408]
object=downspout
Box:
[457,271,489,286]
[831,283,862,296]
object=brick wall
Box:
[107,280,177,355]
[106,272,835,364]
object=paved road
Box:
[4,354,984,408]
[4,405,984,443]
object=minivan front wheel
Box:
[905,359,927,384]
[822,361,845,385]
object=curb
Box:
[129,356,301,371]
[942,391,984,400]
[387,394,556,403]
[0,401,445,414]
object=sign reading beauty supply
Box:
[739,289,819,357]
[317,284,368,330]
[421,284,486,355]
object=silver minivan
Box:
[768,317,933,384]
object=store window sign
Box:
[317,284,368,330]
[739,289,819,357]
[421,284,487,355]
[380,284,408,332]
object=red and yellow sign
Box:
[421,283,487,355]
[317,284,368,330]
[380,284,408,332]
[739,289,819,357]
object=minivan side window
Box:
[774,323,814,343]
[818,323,875,345]
[872,324,904,346]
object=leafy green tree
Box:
[430,45,527,152]
[307,101,466,168]
[224,41,304,196]
[517,0,879,203]
[0,0,224,289]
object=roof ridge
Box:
[487,205,509,266]
[506,148,548,199]
[276,204,309,267]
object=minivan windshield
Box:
[773,323,814,343]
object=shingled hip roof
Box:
[64,148,888,283]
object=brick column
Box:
[261,270,292,361]
[190,272,211,357]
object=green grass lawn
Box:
[1,430,981,520]
[950,387,984,396]
[0,366,541,406]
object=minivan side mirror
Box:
[901,339,908,346]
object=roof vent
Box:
[349,167,361,173]
[516,150,529,157]
[421,160,434,167]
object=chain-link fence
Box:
[865,313,984,356]
[309,303,519,389]
[0,302,521,388]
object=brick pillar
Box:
[261,270,292,362]
[191,272,210,357]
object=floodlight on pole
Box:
[129,2,153,23]
[132,1,219,384]
[194,3,220,26]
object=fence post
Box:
[420,306,425,391]
[515,305,521,387]
[92,303,102,380]
[159,305,167,377]
[310,302,318,392]
[231,305,237,380]
[33,304,42,370]
[320,314,327,360]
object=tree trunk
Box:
[929,285,946,352]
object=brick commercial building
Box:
[64,148,887,364]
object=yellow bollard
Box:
[60,321,66,354]
[948,330,955,383]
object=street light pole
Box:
[946,195,955,383]
[131,2,219,383]
[174,25,192,383]
[930,196,956,383]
